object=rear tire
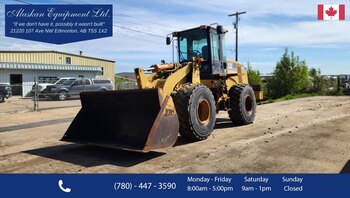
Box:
[172,84,216,141]
[228,84,256,125]
[0,93,5,103]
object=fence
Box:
[115,82,138,90]
[1,78,139,114]
[1,78,85,114]
[114,74,137,90]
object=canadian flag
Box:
[318,4,345,20]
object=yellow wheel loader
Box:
[62,25,263,152]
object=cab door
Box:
[209,30,226,77]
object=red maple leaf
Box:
[326,7,337,17]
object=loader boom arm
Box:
[135,60,201,95]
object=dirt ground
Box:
[0,96,349,173]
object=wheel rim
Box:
[59,93,66,100]
[245,95,253,115]
[197,98,210,125]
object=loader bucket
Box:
[61,88,179,152]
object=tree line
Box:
[247,48,339,99]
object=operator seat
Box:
[201,46,209,61]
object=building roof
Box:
[0,50,115,63]
[0,62,103,72]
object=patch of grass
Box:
[258,91,343,105]
[258,99,274,105]
[277,93,326,101]
[328,89,345,96]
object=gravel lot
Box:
[0,96,349,173]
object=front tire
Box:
[228,85,256,125]
[172,84,216,141]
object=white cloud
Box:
[0,0,349,73]
[237,21,350,46]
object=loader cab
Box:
[172,25,228,79]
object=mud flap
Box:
[61,88,179,152]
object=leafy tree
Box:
[247,62,262,86]
[309,68,328,92]
[290,59,309,93]
[267,48,310,99]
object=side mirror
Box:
[217,25,224,34]
[161,60,165,64]
[166,36,171,45]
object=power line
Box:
[113,25,165,38]
[114,32,164,46]
[52,0,167,39]
[78,0,176,31]
[115,13,177,31]
[79,0,174,30]
[112,0,177,31]
[114,16,174,33]
[114,16,148,27]
[113,29,164,45]
[80,0,174,36]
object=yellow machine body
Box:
[62,25,262,152]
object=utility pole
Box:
[228,11,246,61]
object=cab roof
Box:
[172,25,228,36]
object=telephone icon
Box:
[58,180,72,193]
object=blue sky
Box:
[0,0,349,75]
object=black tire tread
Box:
[228,84,255,125]
[172,83,215,141]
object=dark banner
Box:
[0,174,349,197]
[5,5,113,44]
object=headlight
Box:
[5,86,11,90]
